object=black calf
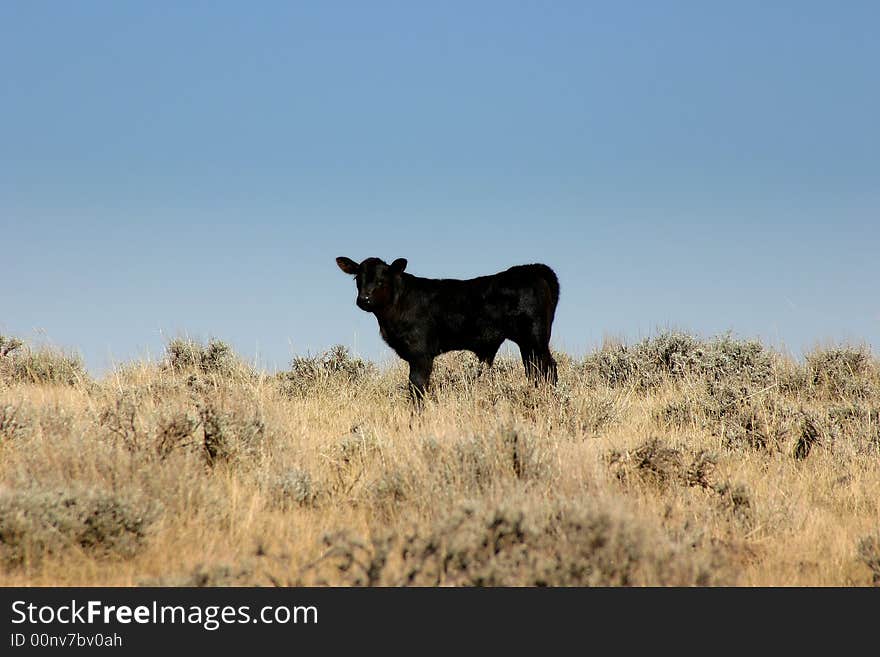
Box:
[336,256,560,404]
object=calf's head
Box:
[336,256,407,312]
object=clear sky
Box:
[2,2,878,374]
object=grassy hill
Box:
[1,333,878,586]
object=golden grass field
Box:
[1,333,879,586]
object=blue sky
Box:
[2,2,877,373]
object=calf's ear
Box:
[336,257,360,275]
[390,258,407,273]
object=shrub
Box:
[575,391,621,435]
[0,486,157,566]
[304,498,728,586]
[164,338,247,378]
[266,468,319,509]
[153,409,201,459]
[707,334,775,383]
[825,404,880,455]
[857,534,880,585]
[368,469,409,510]
[581,346,637,387]
[199,401,265,465]
[140,564,259,587]
[335,426,380,465]
[654,400,697,429]
[278,345,375,397]
[701,382,795,453]
[713,482,753,524]
[0,338,87,386]
[582,332,774,389]
[430,352,482,391]
[446,436,493,490]
[608,437,718,489]
[425,429,552,495]
[0,403,34,441]
[98,392,145,451]
[0,336,23,357]
[500,427,550,481]
[98,390,199,458]
[806,345,875,399]
[792,412,822,460]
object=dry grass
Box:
[0,333,878,586]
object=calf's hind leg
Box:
[538,346,558,384]
[517,341,557,386]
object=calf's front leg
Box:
[407,357,434,408]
